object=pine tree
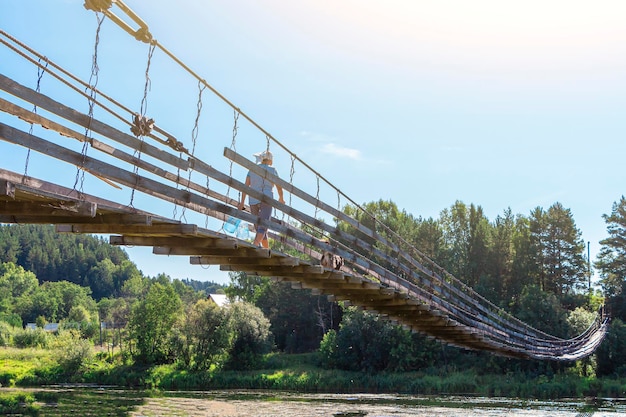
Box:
[596,196,626,298]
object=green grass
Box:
[1,347,626,399]
[0,390,40,415]
[0,347,60,386]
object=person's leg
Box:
[258,203,272,248]
[250,204,263,246]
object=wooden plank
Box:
[220,264,325,275]
[0,97,87,143]
[153,246,271,257]
[318,287,399,298]
[0,213,150,224]
[56,223,198,236]
[0,180,15,198]
[357,298,421,308]
[110,235,236,249]
[0,168,139,213]
[0,200,96,217]
[191,255,301,267]
[296,280,382,291]
[263,272,339,281]
[0,74,189,171]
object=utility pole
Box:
[587,241,591,292]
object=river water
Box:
[20,388,626,416]
[131,391,626,417]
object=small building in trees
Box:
[207,293,230,308]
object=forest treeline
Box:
[0,196,626,383]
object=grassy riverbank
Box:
[1,348,625,399]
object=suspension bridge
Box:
[0,1,608,361]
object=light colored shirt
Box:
[247,164,278,205]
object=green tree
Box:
[129,282,182,364]
[411,217,445,263]
[225,271,271,303]
[513,284,568,338]
[595,196,626,300]
[566,306,596,337]
[120,274,150,300]
[319,306,438,373]
[509,215,539,306]
[0,262,38,315]
[481,208,515,306]
[225,302,272,370]
[16,280,97,324]
[255,281,341,352]
[67,305,91,323]
[227,271,341,353]
[528,204,587,298]
[0,262,38,299]
[439,201,471,282]
[183,299,232,370]
[97,296,131,327]
[172,278,204,306]
[0,224,136,299]
[543,203,587,296]
[596,319,626,377]
[86,259,115,300]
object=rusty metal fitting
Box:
[130,113,154,137]
[83,0,113,13]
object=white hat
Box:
[253,150,273,163]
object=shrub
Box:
[0,312,22,328]
[0,321,16,346]
[225,302,272,370]
[0,391,39,415]
[12,328,49,348]
[318,329,338,368]
[52,330,94,374]
[596,319,626,377]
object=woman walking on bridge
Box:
[238,150,285,248]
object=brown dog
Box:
[321,251,344,270]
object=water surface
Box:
[11,387,626,416]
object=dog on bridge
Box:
[320,251,344,271]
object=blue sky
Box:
[2,1,625,285]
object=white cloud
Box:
[299,131,363,160]
[320,143,362,160]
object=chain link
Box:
[225,110,240,206]
[284,154,295,222]
[315,176,320,219]
[24,58,49,179]
[129,41,156,208]
[179,80,206,221]
[73,12,104,195]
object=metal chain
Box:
[336,190,341,225]
[189,80,205,157]
[315,175,320,219]
[204,174,211,228]
[129,41,156,208]
[73,12,104,195]
[225,110,240,206]
[24,58,49,179]
[179,81,206,221]
[285,154,295,222]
